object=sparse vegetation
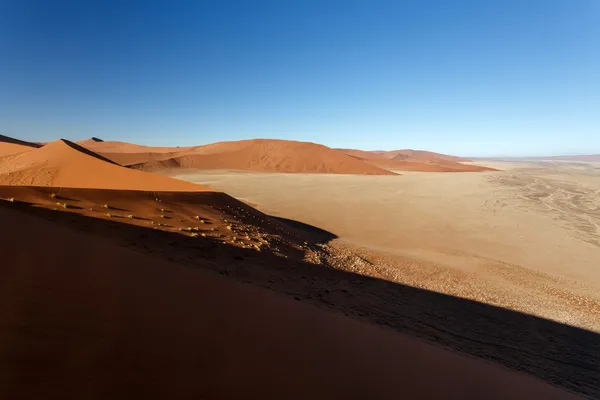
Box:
[127,214,133,219]
[50,193,57,199]
[105,212,113,218]
[102,204,110,209]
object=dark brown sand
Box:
[0,204,577,399]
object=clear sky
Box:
[0,0,598,156]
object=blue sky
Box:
[0,0,598,156]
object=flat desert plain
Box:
[172,160,600,331]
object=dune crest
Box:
[0,134,42,157]
[0,139,211,191]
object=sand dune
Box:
[0,139,210,191]
[338,147,496,172]
[367,158,498,172]
[0,205,575,399]
[0,134,41,157]
[130,139,397,175]
[388,149,470,162]
[337,148,470,162]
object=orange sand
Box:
[0,139,211,191]
[131,139,397,175]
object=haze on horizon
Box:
[0,0,598,157]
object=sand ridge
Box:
[0,138,211,191]
[0,134,42,157]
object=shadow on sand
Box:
[0,198,598,398]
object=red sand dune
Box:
[367,158,498,172]
[131,139,397,175]
[0,134,42,157]
[337,148,496,172]
[388,149,470,162]
[337,148,470,162]
[0,206,574,399]
[0,139,211,191]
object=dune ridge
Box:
[0,134,42,157]
[0,138,211,191]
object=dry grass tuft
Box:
[127,214,134,219]
[105,212,113,218]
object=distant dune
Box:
[337,148,495,172]
[0,138,210,191]
[367,158,497,172]
[125,139,397,175]
[0,134,42,157]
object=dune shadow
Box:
[0,198,598,398]
[2,199,36,207]
[270,216,338,242]
[104,206,130,212]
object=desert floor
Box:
[172,161,600,332]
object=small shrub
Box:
[127,215,133,219]
[105,212,112,218]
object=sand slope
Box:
[0,205,574,399]
[132,139,397,175]
[0,134,42,157]
[0,139,210,191]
